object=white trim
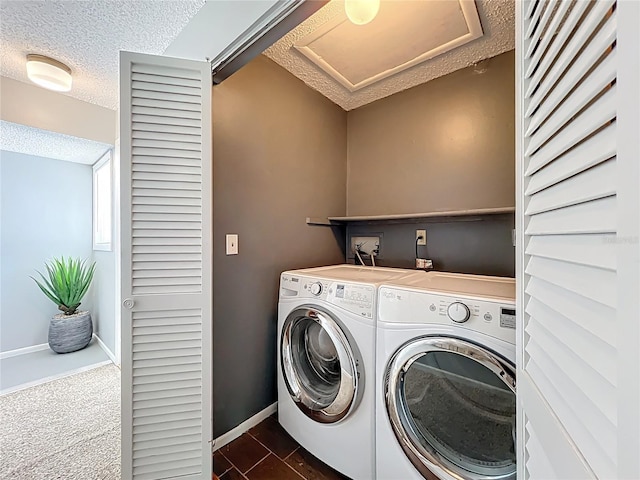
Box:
[0,343,49,360]
[514,1,526,477]
[113,138,122,366]
[616,1,640,476]
[212,402,277,451]
[93,333,117,365]
[0,360,112,396]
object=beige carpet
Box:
[0,364,121,479]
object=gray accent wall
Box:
[212,56,347,436]
[346,214,515,277]
[346,50,515,216]
[0,151,93,352]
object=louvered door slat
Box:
[120,51,211,479]
[525,277,616,347]
[525,158,616,215]
[132,88,202,104]
[132,147,202,159]
[132,97,202,112]
[524,356,616,477]
[526,234,616,270]
[525,256,616,308]
[515,1,637,477]
[525,0,615,114]
[524,0,590,93]
[524,0,545,39]
[524,422,558,479]
[525,195,616,235]
[133,410,201,427]
[133,122,202,136]
[132,114,202,128]
[526,296,616,382]
[525,125,615,195]
[133,130,201,144]
[525,1,571,69]
[132,204,201,215]
[526,0,554,51]
[526,48,616,150]
[526,13,616,135]
[525,313,617,421]
[134,356,202,369]
[525,84,616,171]
[132,138,202,152]
[131,72,202,88]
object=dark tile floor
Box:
[213,414,350,480]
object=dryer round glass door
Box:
[385,336,516,480]
[281,307,361,424]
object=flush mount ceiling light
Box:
[26,54,72,92]
[345,0,380,25]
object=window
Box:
[93,151,112,251]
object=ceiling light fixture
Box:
[26,54,72,92]
[345,0,380,25]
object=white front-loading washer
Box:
[376,272,517,480]
[277,265,418,480]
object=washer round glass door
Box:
[281,307,361,423]
[386,336,516,480]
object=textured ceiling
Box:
[264,0,515,110]
[1,121,112,165]
[0,0,205,110]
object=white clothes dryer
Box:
[376,272,517,480]
[278,265,418,480]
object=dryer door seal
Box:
[281,306,361,424]
[385,336,516,480]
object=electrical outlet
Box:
[349,235,381,257]
[226,234,238,255]
[416,229,427,245]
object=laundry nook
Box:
[1,1,638,479]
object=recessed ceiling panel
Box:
[294,0,483,91]
[265,0,515,110]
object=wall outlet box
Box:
[416,229,427,245]
[226,234,238,255]
[349,235,381,257]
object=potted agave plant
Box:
[31,257,96,354]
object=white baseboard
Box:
[0,343,49,360]
[0,360,112,396]
[93,334,117,365]
[213,402,277,451]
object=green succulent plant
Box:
[31,257,96,316]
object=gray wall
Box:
[0,151,93,352]
[346,50,515,216]
[91,250,116,355]
[347,214,515,277]
[212,55,347,436]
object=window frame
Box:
[93,150,113,251]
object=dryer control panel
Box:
[280,274,374,319]
[378,286,516,344]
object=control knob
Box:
[310,282,323,296]
[447,302,471,323]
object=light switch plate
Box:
[226,234,238,255]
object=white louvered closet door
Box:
[516,1,639,479]
[119,52,212,480]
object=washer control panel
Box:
[378,286,516,344]
[280,274,374,319]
